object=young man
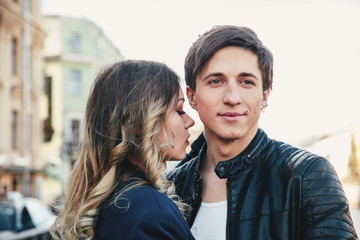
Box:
[168,25,358,239]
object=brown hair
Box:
[185,25,273,91]
[51,60,185,239]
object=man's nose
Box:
[223,81,241,105]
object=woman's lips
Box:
[185,135,190,145]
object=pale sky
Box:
[42,0,360,146]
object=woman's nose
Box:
[184,113,195,129]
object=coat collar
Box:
[195,128,269,179]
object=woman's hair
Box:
[185,25,273,92]
[51,60,185,240]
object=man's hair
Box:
[185,25,273,91]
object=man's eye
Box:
[242,80,254,85]
[209,79,221,84]
[177,110,186,115]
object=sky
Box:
[41,0,360,146]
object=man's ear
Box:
[186,86,197,110]
[262,88,270,109]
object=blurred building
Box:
[40,15,124,202]
[0,0,46,198]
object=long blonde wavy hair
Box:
[51,60,186,240]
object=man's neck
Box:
[201,128,257,172]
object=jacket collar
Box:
[195,128,269,179]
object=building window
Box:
[69,32,81,53]
[43,76,54,142]
[12,38,17,75]
[96,36,105,58]
[69,70,81,96]
[11,111,18,150]
[71,119,80,142]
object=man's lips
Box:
[218,112,244,121]
[220,112,243,117]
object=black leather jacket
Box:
[168,129,358,239]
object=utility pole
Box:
[22,0,31,197]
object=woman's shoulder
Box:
[122,185,176,212]
[95,185,192,239]
[98,185,178,223]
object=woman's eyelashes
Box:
[177,110,186,115]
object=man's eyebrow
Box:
[239,72,259,79]
[202,72,259,80]
[202,72,224,80]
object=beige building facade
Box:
[0,0,46,198]
[40,15,124,202]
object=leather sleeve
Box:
[301,157,358,239]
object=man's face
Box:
[187,46,269,143]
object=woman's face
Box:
[156,89,195,160]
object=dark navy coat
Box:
[95,174,195,240]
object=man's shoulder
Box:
[266,138,329,173]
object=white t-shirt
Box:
[190,201,227,240]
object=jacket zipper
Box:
[226,179,230,240]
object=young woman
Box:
[51,60,195,239]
